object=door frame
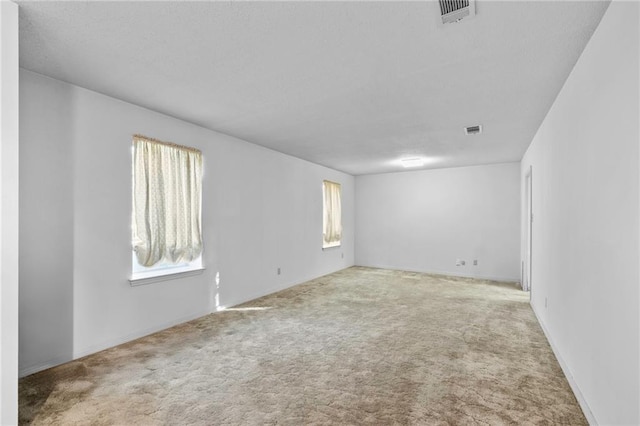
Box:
[524,166,533,294]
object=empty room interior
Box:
[1,0,639,425]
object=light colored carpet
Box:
[19,267,586,425]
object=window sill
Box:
[129,268,205,287]
[322,243,341,250]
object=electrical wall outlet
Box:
[473,260,478,266]
[461,260,466,266]
[456,259,462,266]
[277,267,281,275]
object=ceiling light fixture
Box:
[400,158,425,168]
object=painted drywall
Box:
[520,1,639,424]
[19,70,354,377]
[19,68,75,376]
[355,163,520,281]
[0,2,19,423]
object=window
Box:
[130,135,204,283]
[322,180,342,248]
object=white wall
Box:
[356,163,520,281]
[0,2,19,424]
[520,1,639,424]
[19,70,354,377]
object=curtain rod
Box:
[133,134,202,154]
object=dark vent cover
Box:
[465,125,482,135]
[439,0,476,24]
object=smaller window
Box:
[322,180,342,248]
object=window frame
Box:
[129,135,205,285]
[322,180,342,249]
[129,252,204,286]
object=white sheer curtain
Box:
[323,180,342,248]
[132,135,203,267]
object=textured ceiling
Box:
[17,1,609,175]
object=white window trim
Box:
[129,269,205,287]
[322,180,342,249]
[129,253,204,286]
[130,136,204,286]
[322,241,341,249]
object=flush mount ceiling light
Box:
[400,158,425,168]
[465,125,482,135]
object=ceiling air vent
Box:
[439,0,476,24]
[465,125,482,135]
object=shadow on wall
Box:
[19,77,76,377]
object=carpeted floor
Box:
[19,267,586,425]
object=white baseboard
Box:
[355,263,520,283]
[19,356,76,378]
[72,308,212,360]
[218,283,294,311]
[20,266,355,378]
[19,308,212,378]
[223,278,315,308]
[530,303,598,425]
[218,267,351,310]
